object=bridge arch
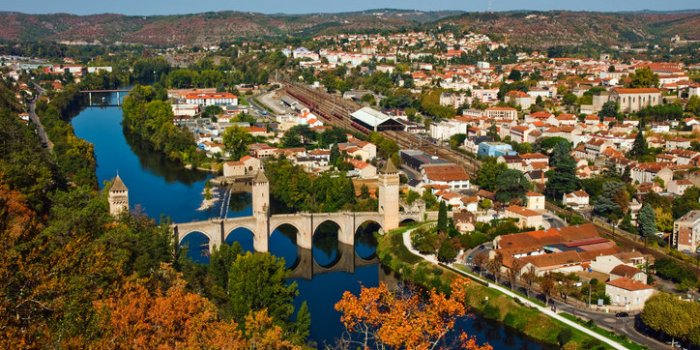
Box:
[224,226,256,252]
[269,223,300,269]
[312,220,342,268]
[178,231,211,264]
[354,220,381,260]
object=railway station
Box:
[350,107,406,132]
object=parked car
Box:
[615,312,629,318]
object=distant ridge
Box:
[0,9,697,48]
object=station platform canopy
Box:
[350,107,405,132]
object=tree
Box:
[629,128,649,160]
[642,293,695,347]
[638,203,656,245]
[473,252,488,276]
[437,239,458,263]
[222,125,254,160]
[486,252,503,284]
[437,201,448,233]
[228,252,299,326]
[93,278,246,350]
[540,273,556,305]
[593,181,629,220]
[687,95,700,116]
[475,159,507,192]
[628,67,659,88]
[334,281,492,350]
[599,101,618,119]
[545,141,580,201]
[508,69,522,81]
[522,265,537,298]
[507,258,524,289]
[495,169,529,204]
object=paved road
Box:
[28,92,53,151]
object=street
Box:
[28,84,53,150]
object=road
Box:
[27,86,53,151]
[552,300,668,349]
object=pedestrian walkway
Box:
[402,227,631,350]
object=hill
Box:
[0,10,698,48]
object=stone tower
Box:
[109,174,129,216]
[252,170,270,252]
[378,160,400,231]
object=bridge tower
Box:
[378,160,400,231]
[108,174,129,217]
[252,170,270,252]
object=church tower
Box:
[252,170,270,252]
[109,174,129,216]
[378,160,400,231]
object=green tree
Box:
[292,301,311,343]
[495,169,529,203]
[475,158,507,192]
[628,128,649,160]
[638,203,656,244]
[508,69,522,81]
[228,252,299,325]
[687,95,700,115]
[641,293,694,347]
[628,67,659,88]
[599,101,618,118]
[222,125,254,160]
[545,142,580,201]
[437,239,458,263]
[437,201,448,233]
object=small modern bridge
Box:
[79,89,130,106]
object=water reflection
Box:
[355,221,379,260]
[224,227,254,252]
[124,128,209,186]
[313,221,341,267]
[179,231,211,264]
[227,191,253,217]
[270,224,299,269]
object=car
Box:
[615,312,629,318]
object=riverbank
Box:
[377,225,632,350]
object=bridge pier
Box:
[88,92,92,106]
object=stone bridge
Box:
[172,163,434,278]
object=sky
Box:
[0,0,697,16]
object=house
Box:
[485,107,517,120]
[609,264,647,284]
[506,90,532,109]
[248,143,278,158]
[477,142,515,157]
[630,163,673,185]
[609,88,661,113]
[504,205,543,229]
[509,126,532,144]
[674,210,700,253]
[562,190,590,210]
[347,158,377,179]
[185,92,238,106]
[422,164,471,190]
[525,192,545,211]
[605,278,656,310]
[453,210,476,233]
[668,179,694,196]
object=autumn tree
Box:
[472,252,488,276]
[334,280,492,350]
[507,258,524,289]
[539,273,557,305]
[521,265,537,298]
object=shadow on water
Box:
[355,221,380,260]
[270,224,299,269]
[224,227,255,252]
[179,231,211,265]
[124,128,209,185]
[313,221,341,267]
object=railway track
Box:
[280,81,482,176]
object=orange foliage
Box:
[335,279,492,350]
[93,268,304,350]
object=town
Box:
[1,5,700,350]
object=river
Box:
[71,94,553,349]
